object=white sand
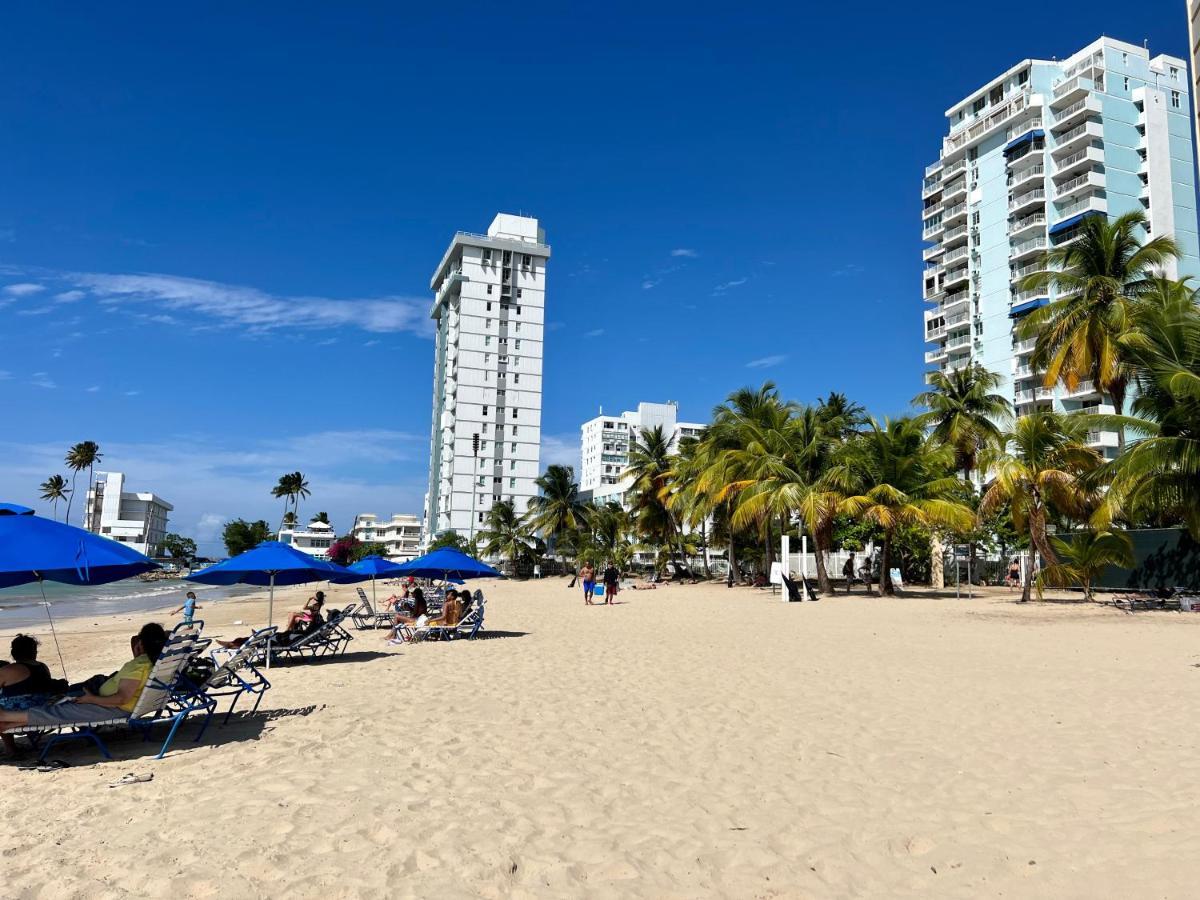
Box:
[3,577,1200,898]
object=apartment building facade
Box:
[921,37,1199,458]
[423,213,549,545]
[352,512,421,561]
[82,471,173,557]
[579,401,704,507]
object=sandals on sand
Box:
[109,773,153,788]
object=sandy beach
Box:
[3,577,1200,898]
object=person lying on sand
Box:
[0,623,167,752]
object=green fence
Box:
[1091,528,1200,591]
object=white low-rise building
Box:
[278,519,336,559]
[82,471,172,557]
[352,513,421,561]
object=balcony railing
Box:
[943,201,968,219]
[944,90,1036,152]
[1007,118,1043,141]
[1015,387,1054,403]
[1054,147,1098,172]
[1009,189,1046,210]
[942,224,969,242]
[1012,288,1044,304]
[925,348,948,364]
[1054,172,1100,198]
[1055,195,1106,219]
[944,265,969,283]
[1062,50,1104,80]
[1010,261,1041,281]
[1008,213,1046,234]
[1011,235,1048,257]
[1011,164,1045,185]
[945,311,972,327]
[946,333,972,350]
[922,220,945,240]
[942,245,969,265]
[1052,73,1093,99]
[942,158,968,179]
[1053,96,1097,123]
[1014,338,1037,353]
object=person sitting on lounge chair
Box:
[284,593,324,632]
[427,589,470,628]
[220,599,325,650]
[0,623,168,739]
[383,585,412,613]
[383,588,428,641]
[1,634,67,756]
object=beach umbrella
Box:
[347,555,407,612]
[392,547,503,582]
[0,503,160,676]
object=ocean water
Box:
[0,579,260,631]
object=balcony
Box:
[1052,94,1101,129]
[1054,145,1104,178]
[942,223,970,246]
[1010,163,1045,188]
[1050,74,1095,105]
[946,332,972,351]
[943,201,969,224]
[1013,364,1039,382]
[925,347,949,364]
[940,294,971,317]
[1010,234,1048,261]
[942,245,969,266]
[922,174,943,198]
[1009,188,1046,213]
[942,177,968,203]
[945,310,972,330]
[1064,379,1098,398]
[1006,118,1043,141]
[1052,120,1104,157]
[943,265,970,288]
[1054,195,1106,221]
[922,219,945,240]
[1008,213,1046,236]
[1015,387,1055,404]
[925,160,943,178]
[1014,337,1037,354]
[925,322,946,341]
[922,244,944,262]
[1010,261,1041,282]
[1086,430,1120,449]
[943,90,1038,154]
[1054,170,1105,200]
[1063,50,1104,81]
[942,158,967,180]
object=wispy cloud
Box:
[85,385,101,392]
[15,305,54,316]
[67,272,432,336]
[4,282,44,297]
[746,354,787,369]
[0,370,12,380]
[29,372,56,388]
[363,339,380,347]
[53,290,86,303]
[831,263,865,278]
[124,389,142,396]
[713,278,748,294]
[670,248,698,258]
[641,278,660,290]
[584,328,605,338]
[540,433,579,468]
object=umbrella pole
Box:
[372,575,377,611]
[36,578,68,680]
[266,572,275,670]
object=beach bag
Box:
[182,657,215,687]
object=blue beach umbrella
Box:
[347,555,407,610]
[187,540,365,629]
[0,504,160,675]
[393,547,503,582]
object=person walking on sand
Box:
[1005,557,1021,591]
[842,554,856,594]
[602,561,620,605]
[170,591,200,626]
[579,561,596,605]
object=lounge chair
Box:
[350,588,395,630]
[6,627,216,762]
[782,574,819,602]
[271,604,357,660]
[180,626,277,724]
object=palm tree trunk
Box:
[812,538,831,594]
[65,472,77,524]
[727,531,737,586]
[879,535,893,596]
[700,520,712,579]
[1029,506,1058,567]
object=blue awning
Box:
[1049,209,1104,235]
[1009,297,1049,318]
[1004,129,1045,153]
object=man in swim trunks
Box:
[579,561,596,606]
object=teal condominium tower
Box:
[921,37,1199,458]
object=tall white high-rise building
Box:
[579,401,704,506]
[423,213,550,544]
[921,37,1199,459]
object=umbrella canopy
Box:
[0,509,159,590]
[392,547,502,581]
[346,555,407,578]
[186,541,365,587]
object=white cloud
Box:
[670,248,698,258]
[53,290,86,303]
[69,272,432,336]
[713,278,748,294]
[584,328,605,338]
[642,278,660,290]
[746,354,787,369]
[29,372,56,388]
[15,305,54,316]
[3,283,44,297]
[85,385,101,392]
[124,390,142,396]
[363,339,380,347]
[831,263,865,278]
[0,370,12,380]
[540,433,579,469]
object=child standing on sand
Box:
[170,591,200,626]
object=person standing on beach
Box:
[579,561,596,605]
[170,591,200,626]
[602,561,620,605]
[842,554,856,594]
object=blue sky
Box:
[0,2,1190,553]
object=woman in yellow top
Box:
[0,623,167,733]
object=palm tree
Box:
[668,435,715,578]
[312,511,330,524]
[281,510,297,530]
[912,363,1011,484]
[626,424,688,572]
[816,391,867,439]
[1102,276,1200,535]
[64,441,101,526]
[271,475,292,528]
[1020,210,1179,449]
[39,474,70,522]
[271,472,311,529]
[478,499,536,572]
[979,411,1102,602]
[1036,529,1134,602]
[525,465,590,556]
[841,418,974,595]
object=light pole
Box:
[468,432,479,554]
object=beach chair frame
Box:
[271,605,357,660]
[179,626,277,725]
[350,588,395,630]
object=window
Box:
[478,511,484,523]
[513,374,520,383]
[512,408,518,418]
[1171,66,1180,81]
[1018,68,1029,86]
[522,254,532,266]
[482,406,489,416]
[480,440,488,451]
[514,340,521,350]
[511,442,517,452]
[514,322,521,332]
[509,478,516,488]
[516,288,523,298]
[510,460,516,471]
[485,318,491,329]
[484,336,491,346]
[487,285,493,294]
[484,354,490,364]
[516,306,522,315]
[477,475,485,486]
[482,249,492,263]
[1172,90,1181,109]
[1123,76,1129,91]
[972,97,985,114]
[478,495,485,506]
[1121,52,1128,65]
[512,425,518,435]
